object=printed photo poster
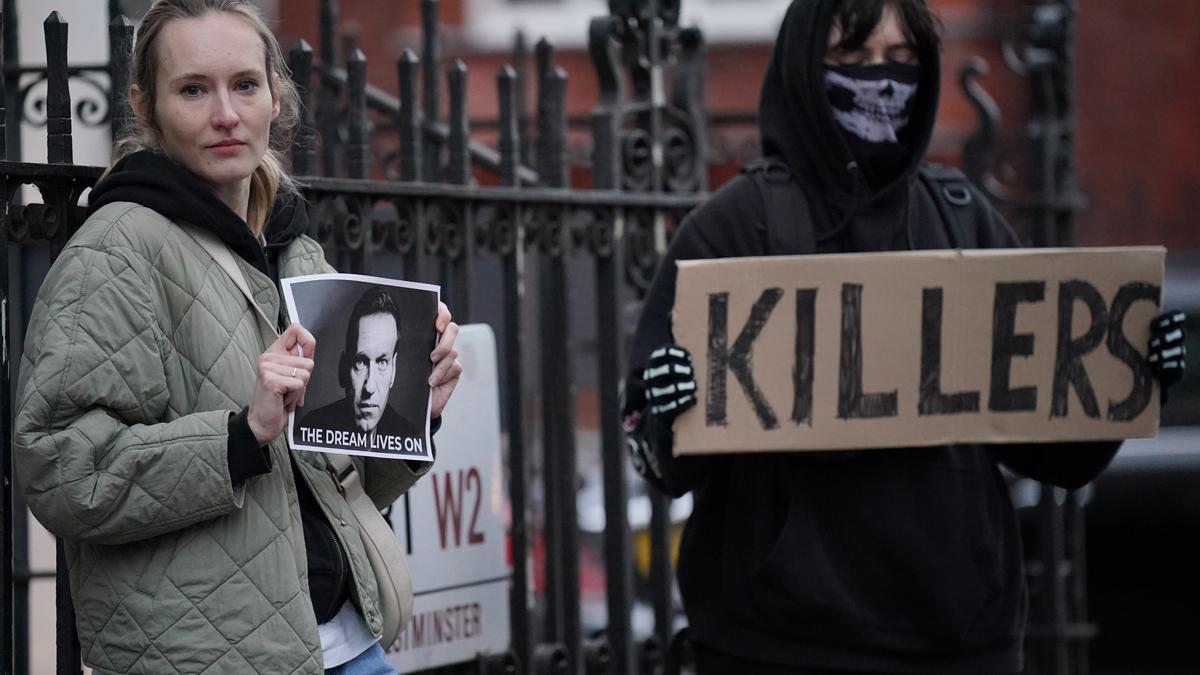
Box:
[282,273,440,461]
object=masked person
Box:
[13,1,462,672]
[622,1,1187,673]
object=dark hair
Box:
[344,287,404,357]
[829,0,942,53]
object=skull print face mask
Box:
[825,63,919,143]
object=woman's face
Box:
[146,12,279,200]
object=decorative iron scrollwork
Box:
[390,198,419,254]
[309,195,342,247]
[423,199,467,259]
[958,0,1084,247]
[620,128,654,193]
[662,112,700,194]
[18,69,112,129]
[575,206,615,258]
[527,204,565,256]
[622,208,658,295]
[473,202,521,257]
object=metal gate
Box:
[0,1,1091,673]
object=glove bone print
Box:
[1149,310,1187,403]
[643,345,699,418]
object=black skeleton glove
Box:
[642,345,698,420]
[1149,310,1187,404]
[621,344,699,497]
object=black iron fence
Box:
[0,0,1101,674]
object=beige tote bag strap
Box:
[178,223,280,337]
[327,452,413,644]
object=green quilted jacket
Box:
[14,202,429,673]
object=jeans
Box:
[326,642,396,675]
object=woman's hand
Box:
[247,323,317,445]
[429,301,462,419]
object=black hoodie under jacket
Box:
[89,150,354,624]
[625,2,1120,672]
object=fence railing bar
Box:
[443,59,472,320]
[317,0,339,177]
[511,31,531,171]
[420,0,440,183]
[3,0,20,162]
[45,13,81,675]
[446,60,470,188]
[672,27,708,194]
[535,42,582,671]
[345,48,369,182]
[0,12,4,161]
[315,61,540,187]
[534,34,562,654]
[396,49,425,283]
[288,40,317,179]
[1,15,13,674]
[495,63,531,674]
[0,161,705,210]
[397,50,421,184]
[54,541,79,675]
[297,177,706,208]
[586,15,635,673]
[0,63,108,76]
[0,161,102,179]
[462,108,757,133]
[107,16,132,145]
[44,12,70,165]
[344,47,369,275]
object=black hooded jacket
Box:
[89,150,355,625]
[625,2,1119,671]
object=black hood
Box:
[759,0,941,226]
[88,150,310,276]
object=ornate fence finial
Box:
[446,59,470,186]
[958,57,1001,195]
[397,49,421,183]
[288,40,316,176]
[345,48,368,180]
[421,0,441,182]
[44,11,72,164]
[109,15,133,144]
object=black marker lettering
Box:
[1106,282,1160,421]
[1051,280,1106,418]
[919,287,980,415]
[989,281,1044,412]
[707,289,784,429]
[792,289,817,426]
[838,283,897,419]
[706,292,730,426]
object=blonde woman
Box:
[14,1,461,672]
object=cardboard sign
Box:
[672,247,1165,455]
[386,324,512,669]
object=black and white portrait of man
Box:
[283,274,439,460]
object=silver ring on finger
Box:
[290,367,298,378]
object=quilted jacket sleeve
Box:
[15,243,245,545]
[360,455,433,511]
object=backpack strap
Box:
[743,158,817,256]
[917,163,980,249]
